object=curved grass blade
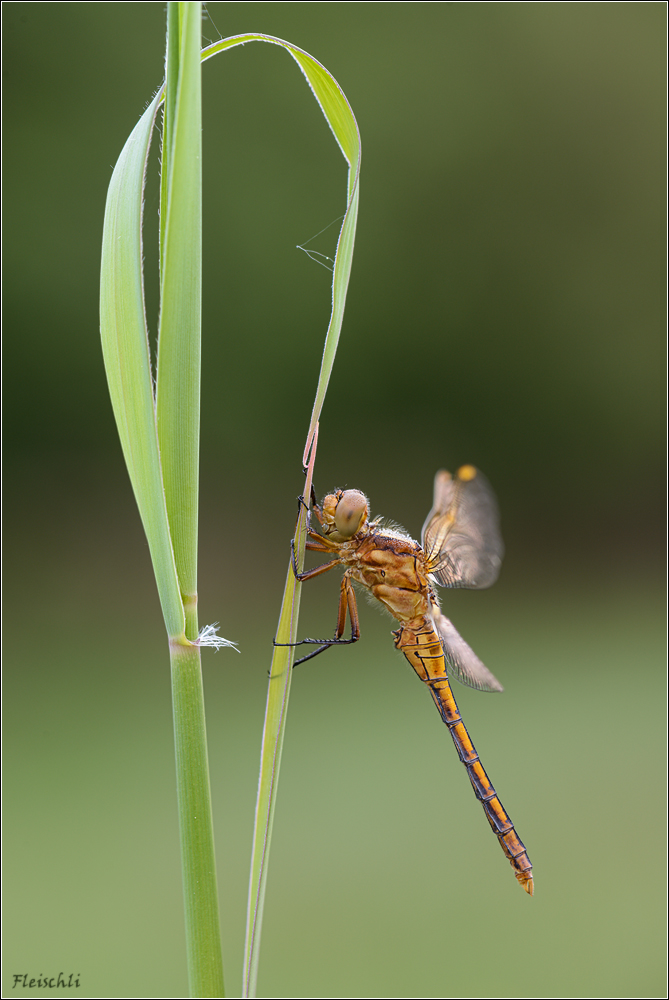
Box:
[201,35,361,460]
[99,89,185,641]
[199,35,361,997]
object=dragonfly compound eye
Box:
[334,490,368,537]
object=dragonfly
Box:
[281,465,533,895]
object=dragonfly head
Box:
[322,489,369,541]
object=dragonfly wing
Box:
[421,466,504,589]
[431,606,504,692]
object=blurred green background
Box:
[3,3,665,997]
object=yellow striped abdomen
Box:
[393,620,533,895]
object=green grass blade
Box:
[198,35,361,997]
[201,35,361,456]
[243,427,319,999]
[157,2,203,641]
[99,89,185,641]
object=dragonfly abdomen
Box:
[394,622,534,895]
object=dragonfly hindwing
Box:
[430,606,504,692]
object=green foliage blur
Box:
[3,3,664,998]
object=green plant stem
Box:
[170,638,224,998]
[242,427,318,998]
[158,1,203,642]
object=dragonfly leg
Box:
[289,484,322,565]
[304,481,327,530]
[294,482,324,533]
[289,543,340,582]
[274,571,361,666]
[293,481,320,529]
[288,483,338,580]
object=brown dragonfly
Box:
[281,465,533,895]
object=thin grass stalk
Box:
[161,5,224,997]
[197,39,360,999]
[170,639,224,998]
[243,426,319,998]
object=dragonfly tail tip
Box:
[514,869,534,895]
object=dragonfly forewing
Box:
[422,466,504,590]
